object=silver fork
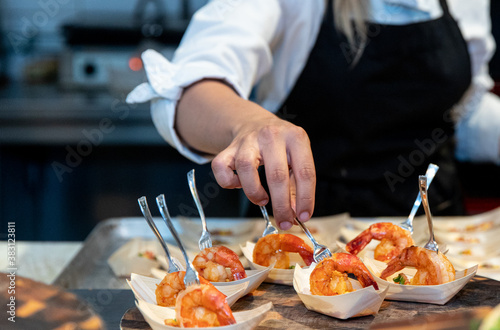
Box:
[187,169,213,251]
[418,176,439,253]
[260,205,279,237]
[295,218,333,263]
[399,163,439,234]
[157,194,200,287]
[137,196,181,273]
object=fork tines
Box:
[183,267,201,288]
[315,247,333,263]
[294,217,333,263]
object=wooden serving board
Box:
[120,276,500,330]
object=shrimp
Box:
[175,283,236,327]
[309,253,379,295]
[380,246,456,285]
[253,233,314,269]
[346,222,415,262]
[192,246,247,282]
[155,271,212,307]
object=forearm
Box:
[175,79,276,155]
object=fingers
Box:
[212,149,242,189]
[212,141,269,205]
[212,119,316,231]
[287,129,316,223]
[233,142,269,206]
[260,127,295,230]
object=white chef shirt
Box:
[127,0,500,165]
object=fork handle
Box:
[156,195,192,267]
[138,197,179,272]
[408,164,439,219]
[260,206,269,223]
[260,206,273,229]
[187,169,209,232]
[419,176,438,252]
[295,218,316,245]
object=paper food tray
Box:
[108,238,161,277]
[432,207,500,232]
[241,241,312,286]
[293,262,388,319]
[136,299,272,330]
[150,267,273,298]
[363,257,477,305]
[128,273,249,307]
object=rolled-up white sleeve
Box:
[126,0,283,164]
[455,91,500,164]
[449,0,500,164]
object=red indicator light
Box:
[129,57,143,71]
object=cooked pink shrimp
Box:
[346,222,415,262]
[155,271,212,307]
[175,283,236,327]
[310,253,379,295]
[253,233,314,269]
[192,246,246,282]
[380,246,456,285]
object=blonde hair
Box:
[333,0,369,65]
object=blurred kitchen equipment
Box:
[58,0,188,92]
[0,3,8,86]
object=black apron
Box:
[256,0,471,217]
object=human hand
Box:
[211,114,316,230]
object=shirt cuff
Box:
[455,92,500,164]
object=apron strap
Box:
[439,0,451,16]
[324,0,334,23]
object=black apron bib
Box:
[259,0,471,217]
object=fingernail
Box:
[258,199,268,206]
[299,212,310,222]
[279,221,292,230]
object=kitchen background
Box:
[0,0,499,241]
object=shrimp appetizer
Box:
[155,271,213,307]
[253,233,314,269]
[310,253,379,295]
[346,222,414,262]
[192,246,247,282]
[174,283,236,327]
[380,246,456,285]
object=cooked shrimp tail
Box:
[175,283,236,327]
[253,233,314,269]
[310,252,378,295]
[346,222,414,261]
[280,235,315,265]
[155,271,212,307]
[193,246,246,282]
[380,246,455,285]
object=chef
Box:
[127,0,500,230]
